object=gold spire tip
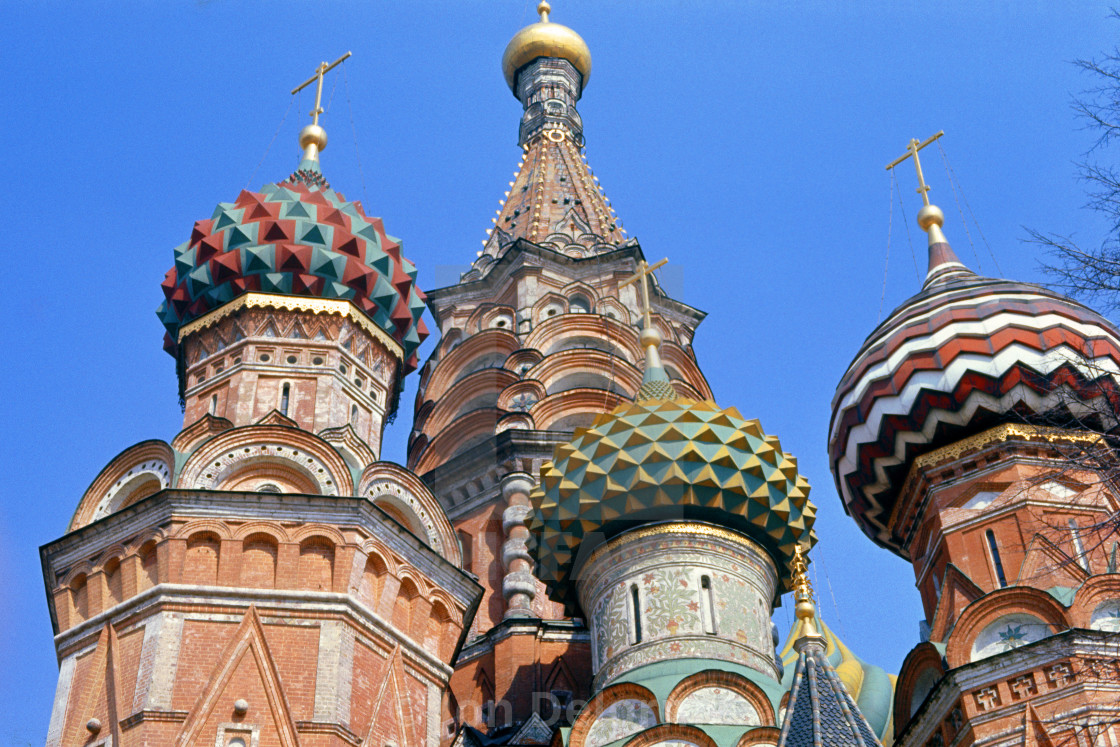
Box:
[538,1,551,22]
[791,544,823,641]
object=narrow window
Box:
[931,571,941,600]
[1069,518,1090,572]
[458,529,473,572]
[350,404,359,424]
[985,529,1008,588]
[700,575,716,634]
[280,383,290,416]
[209,394,218,415]
[630,584,642,643]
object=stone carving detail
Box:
[675,687,760,726]
[585,700,656,747]
[973,686,1001,712]
[1009,673,1037,700]
[1047,662,1074,688]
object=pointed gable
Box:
[1016,534,1088,590]
[63,625,122,747]
[361,646,417,747]
[174,606,300,747]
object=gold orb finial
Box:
[502,3,592,92]
[299,124,328,162]
[917,203,944,231]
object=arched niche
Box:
[970,613,1051,662]
[358,463,459,566]
[72,440,175,530]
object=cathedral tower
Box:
[830,136,1120,747]
[410,4,712,733]
[41,59,480,747]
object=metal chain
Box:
[880,171,896,322]
[245,97,294,190]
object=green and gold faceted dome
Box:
[529,396,817,605]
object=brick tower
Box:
[407,3,712,735]
[41,59,481,747]
[829,140,1120,747]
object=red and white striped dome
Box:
[829,231,1120,556]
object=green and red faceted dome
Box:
[158,163,428,370]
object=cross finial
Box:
[290,51,352,163]
[619,257,668,332]
[620,257,675,402]
[886,130,944,207]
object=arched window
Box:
[280,383,291,417]
[985,529,1008,588]
[630,584,643,643]
[1069,518,1090,572]
[569,294,591,313]
[350,404,358,424]
[209,394,218,415]
[700,575,716,634]
[459,529,473,572]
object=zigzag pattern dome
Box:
[157,167,429,369]
[530,398,817,605]
[829,260,1120,556]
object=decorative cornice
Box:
[913,423,1102,472]
[177,292,404,360]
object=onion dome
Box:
[502,1,591,92]
[530,326,816,605]
[829,202,1120,555]
[157,155,428,372]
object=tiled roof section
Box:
[778,639,883,747]
[476,133,624,269]
[157,161,428,371]
[779,614,895,742]
[828,266,1120,555]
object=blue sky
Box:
[3,1,1116,743]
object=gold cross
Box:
[619,257,668,329]
[886,130,944,206]
[291,51,352,126]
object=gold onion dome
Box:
[502,1,592,91]
[529,395,817,605]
